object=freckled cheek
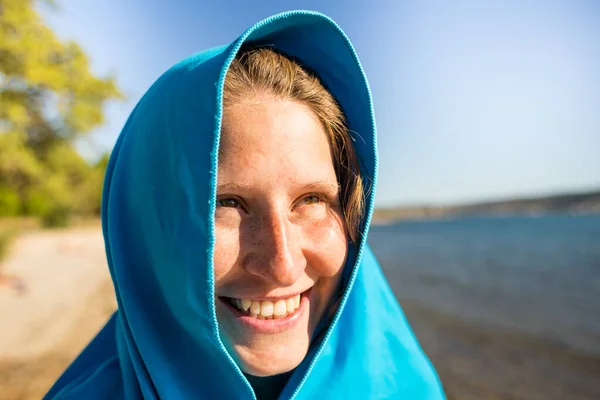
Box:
[213,228,240,283]
[301,220,348,277]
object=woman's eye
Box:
[218,198,239,208]
[304,195,321,205]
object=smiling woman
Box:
[215,49,356,379]
[44,10,445,400]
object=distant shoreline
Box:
[371,189,600,224]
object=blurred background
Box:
[0,0,598,399]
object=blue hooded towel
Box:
[45,10,446,400]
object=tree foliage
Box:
[0,0,122,224]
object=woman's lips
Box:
[219,288,311,334]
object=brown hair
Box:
[222,47,365,243]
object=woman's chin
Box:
[232,341,308,377]
[240,362,297,378]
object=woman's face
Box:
[214,95,348,377]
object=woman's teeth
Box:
[230,294,301,319]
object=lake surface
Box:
[368,214,600,399]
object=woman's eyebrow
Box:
[216,181,339,193]
[301,181,339,194]
[216,182,254,192]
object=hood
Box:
[45,10,445,400]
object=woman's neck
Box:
[245,371,293,400]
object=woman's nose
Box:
[243,213,305,287]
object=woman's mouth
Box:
[227,294,301,319]
[218,289,311,333]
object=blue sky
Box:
[40,1,600,207]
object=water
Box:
[368,214,600,355]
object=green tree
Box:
[0,0,122,223]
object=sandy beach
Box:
[0,227,117,400]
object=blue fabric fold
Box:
[45,10,445,399]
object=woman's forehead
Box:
[218,98,333,167]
